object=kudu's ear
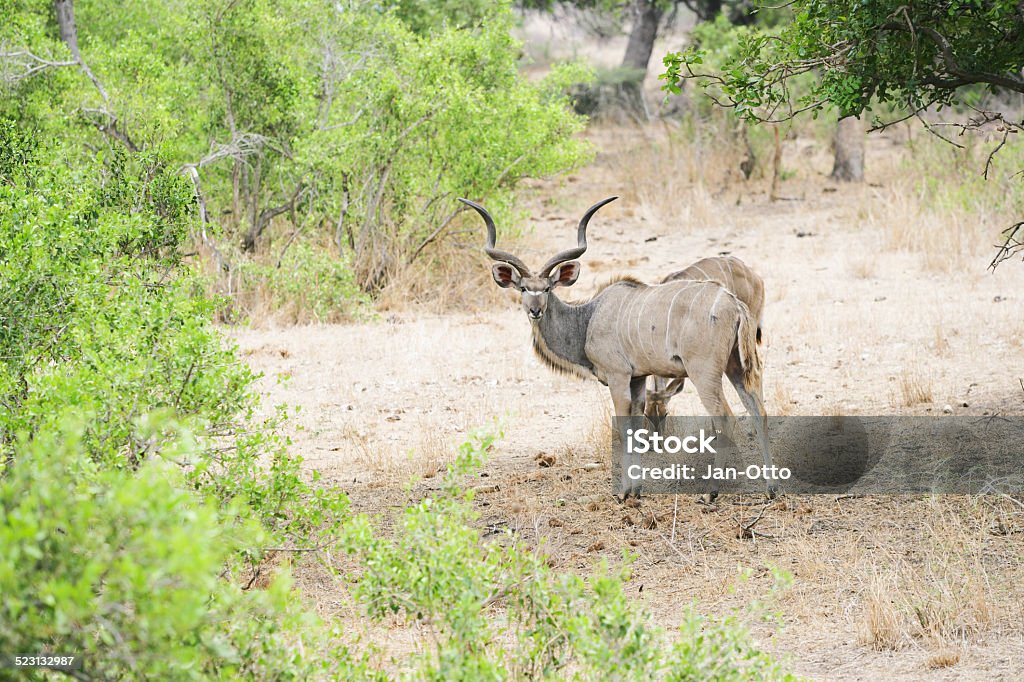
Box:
[492,263,521,289]
[550,261,581,288]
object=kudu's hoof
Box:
[618,485,643,504]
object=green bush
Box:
[0,127,347,552]
[0,423,373,681]
[234,241,369,323]
[2,0,592,298]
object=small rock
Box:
[942,404,953,414]
[961,402,969,408]
[582,462,602,472]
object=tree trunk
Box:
[53,0,80,58]
[831,116,865,182]
[694,0,723,21]
[619,0,664,118]
[621,0,664,72]
[727,0,757,26]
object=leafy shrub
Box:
[341,429,799,681]
[3,0,592,301]
[0,129,347,553]
[0,422,373,681]
[233,240,369,323]
[570,66,647,121]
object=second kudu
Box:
[645,256,765,423]
[459,196,775,497]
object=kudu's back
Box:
[662,256,764,339]
[585,278,761,390]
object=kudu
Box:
[459,197,775,497]
[645,256,765,423]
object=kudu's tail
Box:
[735,302,763,393]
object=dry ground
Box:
[231,123,1024,679]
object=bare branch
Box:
[989,221,1024,270]
[984,129,1010,180]
[80,107,139,152]
[181,166,232,272]
[0,47,76,83]
[178,133,275,173]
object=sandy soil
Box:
[230,125,1024,680]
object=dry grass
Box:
[933,319,952,356]
[860,572,904,650]
[926,649,962,669]
[847,253,878,279]
[856,501,999,651]
[769,382,796,416]
[378,239,510,314]
[586,121,751,233]
[862,132,1024,273]
[893,369,934,408]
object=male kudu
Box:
[459,197,775,497]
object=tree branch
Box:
[0,47,76,82]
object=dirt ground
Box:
[231,123,1024,679]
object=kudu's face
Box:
[491,262,580,320]
[456,195,618,320]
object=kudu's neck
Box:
[532,294,596,378]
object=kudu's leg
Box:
[609,376,645,499]
[726,369,776,498]
[688,371,737,503]
[629,376,648,416]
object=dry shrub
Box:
[586,119,751,232]
[377,238,510,314]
